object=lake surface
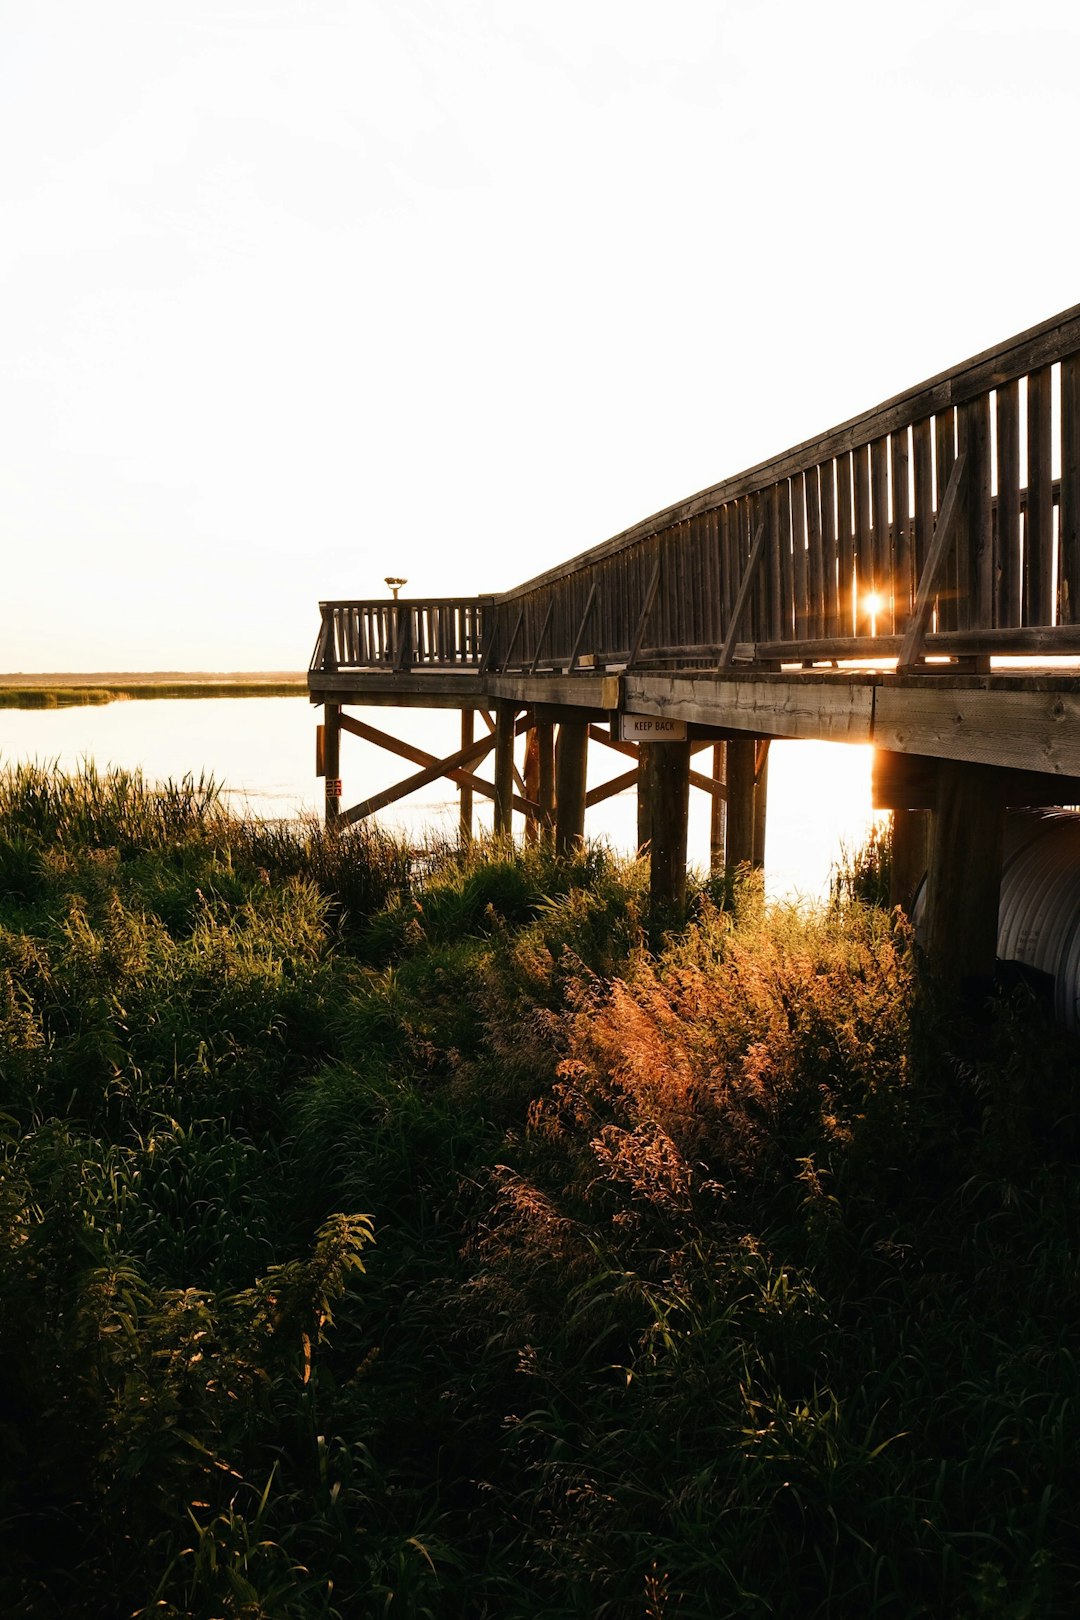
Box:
[0,697,882,902]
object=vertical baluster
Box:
[935,409,957,631]
[853,445,872,635]
[1061,354,1080,625]
[867,440,893,635]
[820,459,838,637]
[767,484,783,643]
[804,466,823,642]
[912,419,934,635]
[792,472,809,642]
[996,382,1021,627]
[776,481,794,644]
[1027,366,1053,623]
[962,396,992,633]
[891,427,912,633]
[836,451,855,636]
[871,436,892,635]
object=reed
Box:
[1,766,1078,1617]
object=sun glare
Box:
[862,591,886,618]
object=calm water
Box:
[0,697,881,902]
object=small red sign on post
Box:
[326,778,342,797]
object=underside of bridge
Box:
[309,302,1080,995]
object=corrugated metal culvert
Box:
[915,809,1080,1028]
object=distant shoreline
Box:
[0,672,307,708]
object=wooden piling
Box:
[726,736,756,871]
[459,709,474,843]
[753,740,770,871]
[648,741,691,915]
[709,742,727,871]
[494,702,516,838]
[891,808,930,914]
[555,714,588,853]
[636,744,653,852]
[323,702,341,827]
[925,761,1005,986]
[523,728,541,843]
[536,721,556,834]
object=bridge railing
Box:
[311,598,490,674]
[309,304,1080,681]
[482,304,1080,674]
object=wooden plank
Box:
[623,673,876,743]
[717,518,768,668]
[897,451,968,670]
[1062,353,1080,624]
[912,417,934,622]
[1026,365,1054,624]
[873,685,1080,776]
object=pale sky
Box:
[3,0,1080,672]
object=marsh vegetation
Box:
[1,763,1078,1616]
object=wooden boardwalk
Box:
[309,302,1080,987]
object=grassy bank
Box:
[1,763,1078,1616]
[0,672,306,707]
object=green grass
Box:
[0,679,306,707]
[2,769,1079,1617]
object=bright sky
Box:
[3,0,1080,672]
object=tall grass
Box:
[2,766,1079,1616]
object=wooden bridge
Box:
[309,302,1080,988]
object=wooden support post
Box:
[323,702,341,827]
[555,714,588,854]
[925,761,1005,988]
[648,741,691,916]
[637,744,653,853]
[891,809,930,915]
[523,729,541,843]
[709,742,727,872]
[725,736,756,871]
[494,701,516,838]
[459,709,474,844]
[753,740,770,871]
[536,721,556,834]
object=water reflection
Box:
[0,697,881,901]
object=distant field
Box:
[0,672,307,707]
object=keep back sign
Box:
[617,716,688,743]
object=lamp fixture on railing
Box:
[384,576,408,601]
